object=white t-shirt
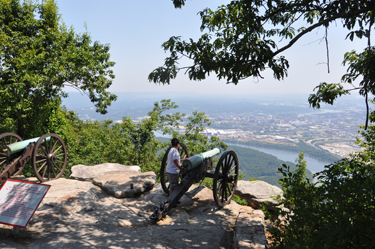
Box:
[166,147,180,174]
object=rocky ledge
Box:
[0,164,282,249]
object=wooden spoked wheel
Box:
[32,133,67,182]
[160,143,189,194]
[0,133,23,176]
[213,150,239,207]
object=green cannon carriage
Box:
[0,133,67,186]
[150,144,239,220]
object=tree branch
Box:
[261,3,324,22]
[273,17,334,57]
[273,7,372,57]
[365,90,369,130]
[63,83,89,97]
[325,27,330,73]
[364,20,373,130]
[345,87,363,91]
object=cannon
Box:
[150,144,239,220]
[0,133,67,186]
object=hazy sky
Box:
[57,0,371,95]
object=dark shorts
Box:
[167,173,179,191]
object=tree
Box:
[0,0,116,138]
[60,99,227,177]
[265,129,375,248]
[48,109,133,178]
[148,2,375,245]
[148,0,374,127]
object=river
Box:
[156,133,335,173]
[227,143,335,173]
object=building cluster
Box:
[209,109,361,141]
[200,128,299,143]
[128,104,364,158]
[203,108,364,157]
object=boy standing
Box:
[166,138,184,196]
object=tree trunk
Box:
[17,117,25,139]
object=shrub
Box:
[265,152,375,248]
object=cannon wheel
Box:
[0,133,23,176]
[32,133,67,182]
[160,143,189,194]
[213,150,239,207]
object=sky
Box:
[57,0,371,96]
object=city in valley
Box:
[164,106,363,158]
[64,92,366,158]
[200,110,362,158]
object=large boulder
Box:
[70,163,140,181]
[235,180,283,209]
[39,178,102,214]
[92,171,156,198]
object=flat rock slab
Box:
[92,171,156,198]
[41,178,102,213]
[0,176,270,249]
[70,163,140,181]
[235,180,283,209]
[2,176,273,249]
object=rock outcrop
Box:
[234,208,269,248]
[235,180,283,210]
[71,163,156,198]
[70,163,140,181]
[0,165,272,249]
[92,171,156,198]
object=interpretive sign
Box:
[0,179,50,228]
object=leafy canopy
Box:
[262,111,375,248]
[149,0,374,126]
[265,127,375,248]
[56,99,227,178]
[0,0,116,138]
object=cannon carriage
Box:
[0,133,67,186]
[150,144,239,220]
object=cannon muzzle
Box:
[182,148,220,171]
